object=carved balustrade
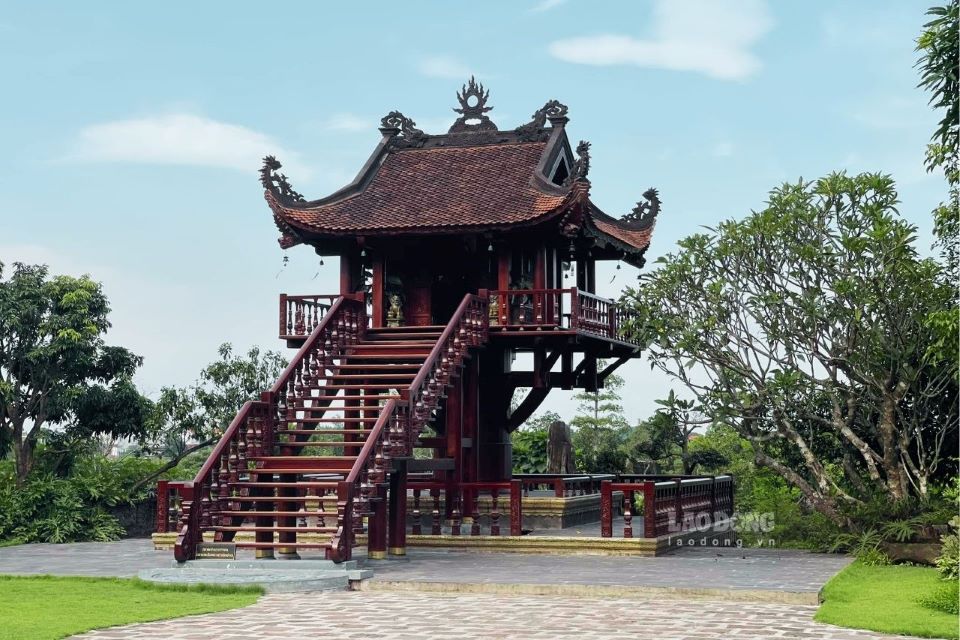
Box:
[404,293,488,452]
[599,474,735,539]
[487,288,639,345]
[278,294,339,339]
[514,473,615,497]
[407,480,523,537]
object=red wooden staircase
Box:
[174,293,488,563]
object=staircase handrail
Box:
[268,293,362,396]
[406,293,488,427]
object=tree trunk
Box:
[129,437,216,494]
[754,449,846,527]
[878,390,907,500]
[14,438,34,488]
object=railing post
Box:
[600,480,612,538]
[674,478,683,533]
[509,480,522,536]
[643,482,656,538]
[155,480,169,534]
[608,303,617,340]
[570,287,580,331]
[279,293,287,337]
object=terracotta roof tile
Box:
[272,142,567,234]
[590,214,654,251]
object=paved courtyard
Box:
[2,539,922,640]
[73,591,920,640]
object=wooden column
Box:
[576,259,587,290]
[388,461,408,556]
[586,259,596,293]
[368,484,387,559]
[462,356,479,485]
[445,374,463,520]
[371,254,384,328]
[340,251,355,295]
[497,250,510,291]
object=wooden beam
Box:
[506,387,550,431]
[371,255,384,328]
[598,355,632,382]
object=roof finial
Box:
[564,140,591,185]
[449,76,497,133]
[621,188,661,228]
[260,155,305,202]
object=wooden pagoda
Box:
[172,78,662,563]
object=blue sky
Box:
[0,0,947,424]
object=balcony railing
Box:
[278,294,338,339]
[488,288,639,345]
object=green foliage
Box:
[816,563,959,639]
[0,575,260,640]
[0,261,149,483]
[511,426,549,474]
[936,516,960,580]
[0,451,165,544]
[569,373,634,473]
[624,172,958,524]
[919,579,960,616]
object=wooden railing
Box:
[173,295,365,563]
[279,294,339,339]
[408,480,523,537]
[330,399,402,563]
[173,400,272,562]
[155,480,188,534]
[514,473,615,497]
[405,293,489,449]
[487,288,639,345]
[600,475,734,539]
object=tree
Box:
[0,262,148,486]
[570,372,632,473]
[633,391,725,474]
[511,411,558,474]
[131,343,287,491]
[916,1,959,364]
[625,173,958,524]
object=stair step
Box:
[293,418,377,423]
[228,496,339,502]
[277,429,373,435]
[251,456,358,462]
[217,511,340,517]
[305,384,408,391]
[368,325,446,332]
[212,527,338,533]
[319,374,418,380]
[231,542,333,549]
[229,482,340,489]
[343,354,428,361]
[277,441,368,447]
[247,468,351,475]
[333,364,423,370]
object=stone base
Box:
[138,559,371,593]
[408,492,623,530]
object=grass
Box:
[815,562,960,639]
[0,575,262,640]
[0,538,24,548]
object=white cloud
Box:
[66,113,308,176]
[322,112,371,132]
[530,0,566,13]
[712,142,735,157]
[547,0,773,81]
[417,55,473,79]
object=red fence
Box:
[600,475,734,539]
[278,294,338,339]
[408,480,523,537]
[514,473,615,497]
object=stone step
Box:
[139,563,372,593]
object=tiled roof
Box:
[589,214,655,251]
[269,142,569,234]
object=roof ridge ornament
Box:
[449,76,497,134]
[515,99,569,141]
[564,140,591,186]
[260,156,305,202]
[380,111,428,148]
[621,188,661,228]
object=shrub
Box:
[512,427,549,474]
[936,516,960,580]
[830,528,891,565]
[918,579,960,615]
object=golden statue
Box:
[386,294,403,327]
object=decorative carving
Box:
[621,188,661,227]
[380,111,428,148]
[449,76,497,133]
[515,99,569,141]
[260,156,305,202]
[386,294,404,327]
[564,140,591,185]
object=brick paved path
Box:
[74,592,920,640]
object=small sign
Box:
[195,542,237,560]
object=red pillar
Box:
[371,255,384,328]
[388,462,408,556]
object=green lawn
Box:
[0,575,262,640]
[816,562,959,639]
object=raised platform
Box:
[138,559,372,593]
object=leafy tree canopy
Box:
[0,262,148,484]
